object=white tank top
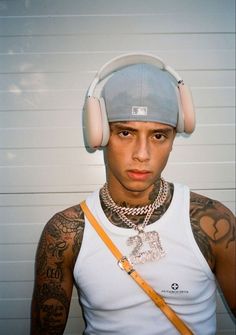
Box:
[73,183,217,335]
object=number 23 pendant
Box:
[127,230,166,265]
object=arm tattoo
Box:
[43,207,85,266]
[190,192,235,268]
[190,210,214,267]
[31,205,85,334]
[33,283,70,335]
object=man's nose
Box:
[132,137,150,162]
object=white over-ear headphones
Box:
[84,53,195,148]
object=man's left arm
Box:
[213,202,236,318]
[190,192,236,318]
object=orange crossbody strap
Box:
[80,201,194,335]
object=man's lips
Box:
[127,170,152,181]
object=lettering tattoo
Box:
[46,262,63,281]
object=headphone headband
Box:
[87,53,182,97]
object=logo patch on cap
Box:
[132,106,148,116]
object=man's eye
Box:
[119,130,130,137]
[154,133,166,140]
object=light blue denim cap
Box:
[101,63,179,127]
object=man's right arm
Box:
[30,206,85,334]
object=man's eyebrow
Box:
[109,123,136,131]
[152,127,174,133]
[110,122,174,133]
[110,122,128,127]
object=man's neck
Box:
[106,179,163,207]
[99,182,174,228]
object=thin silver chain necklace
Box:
[100,178,168,264]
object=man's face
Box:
[105,121,176,197]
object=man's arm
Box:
[190,192,236,317]
[212,201,236,317]
[31,206,84,334]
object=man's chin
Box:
[122,180,154,194]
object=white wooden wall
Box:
[0,0,235,334]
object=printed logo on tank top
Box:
[161,282,189,295]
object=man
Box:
[31,54,235,334]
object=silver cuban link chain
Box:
[100,177,169,232]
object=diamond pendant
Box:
[127,230,165,265]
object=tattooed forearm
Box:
[31,205,85,334]
[32,282,70,335]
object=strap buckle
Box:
[117,256,134,275]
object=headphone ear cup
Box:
[178,84,196,134]
[99,97,110,146]
[175,86,184,133]
[84,97,103,148]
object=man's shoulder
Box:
[41,203,86,266]
[189,191,234,216]
[45,203,85,238]
[58,203,85,222]
[190,191,217,207]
